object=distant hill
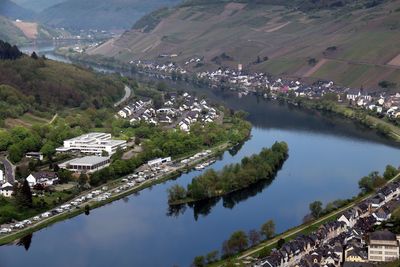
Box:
[37,0,181,30]
[11,0,66,12]
[90,0,400,89]
[0,16,28,44]
[0,15,68,44]
[0,0,34,19]
[0,40,124,124]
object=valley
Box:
[0,0,400,267]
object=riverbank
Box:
[290,97,400,143]
[207,171,400,267]
[0,142,234,245]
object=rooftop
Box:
[369,230,396,241]
[61,156,110,167]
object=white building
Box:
[147,157,172,168]
[59,156,111,173]
[26,175,37,187]
[0,182,13,197]
[368,230,400,262]
[56,132,127,155]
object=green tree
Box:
[223,230,249,256]
[248,229,261,246]
[167,184,187,203]
[40,142,56,159]
[57,169,72,184]
[0,131,12,150]
[78,173,88,186]
[383,165,399,180]
[8,144,23,163]
[309,201,323,219]
[192,255,205,267]
[15,179,33,208]
[206,250,219,264]
[261,220,275,240]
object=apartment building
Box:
[368,230,400,262]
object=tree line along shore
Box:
[167,141,289,205]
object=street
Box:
[1,157,15,183]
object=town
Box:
[116,91,219,132]
[252,174,400,267]
[126,59,400,122]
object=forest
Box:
[168,141,288,204]
[0,40,125,125]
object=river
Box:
[0,45,399,267]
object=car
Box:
[0,228,11,234]
[41,212,51,218]
[33,216,40,221]
[14,223,24,229]
[22,220,32,225]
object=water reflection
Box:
[16,234,32,251]
[167,165,282,220]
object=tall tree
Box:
[261,220,275,240]
[15,179,33,208]
[248,229,261,246]
[192,255,205,267]
[383,165,399,180]
[309,201,323,219]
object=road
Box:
[1,157,15,184]
[114,85,132,107]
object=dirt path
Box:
[48,114,58,125]
[387,53,400,67]
[303,58,327,77]
[265,22,291,33]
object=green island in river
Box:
[167,141,289,205]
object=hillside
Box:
[0,40,125,127]
[0,0,34,19]
[90,0,400,89]
[0,16,28,44]
[37,0,181,30]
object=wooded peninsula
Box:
[168,141,289,205]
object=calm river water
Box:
[0,47,399,267]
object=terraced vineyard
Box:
[90,0,400,89]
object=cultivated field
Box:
[13,21,38,39]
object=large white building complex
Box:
[56,132,127,155]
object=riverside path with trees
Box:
[167,141,289,205]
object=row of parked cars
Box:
[0,153,206,236]
[0,187,111,235]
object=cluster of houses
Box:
[197,68,400,119]
[0,171,60,198]
[117,92,219,132]
[127,55,400,120]
[255,179,400,267]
